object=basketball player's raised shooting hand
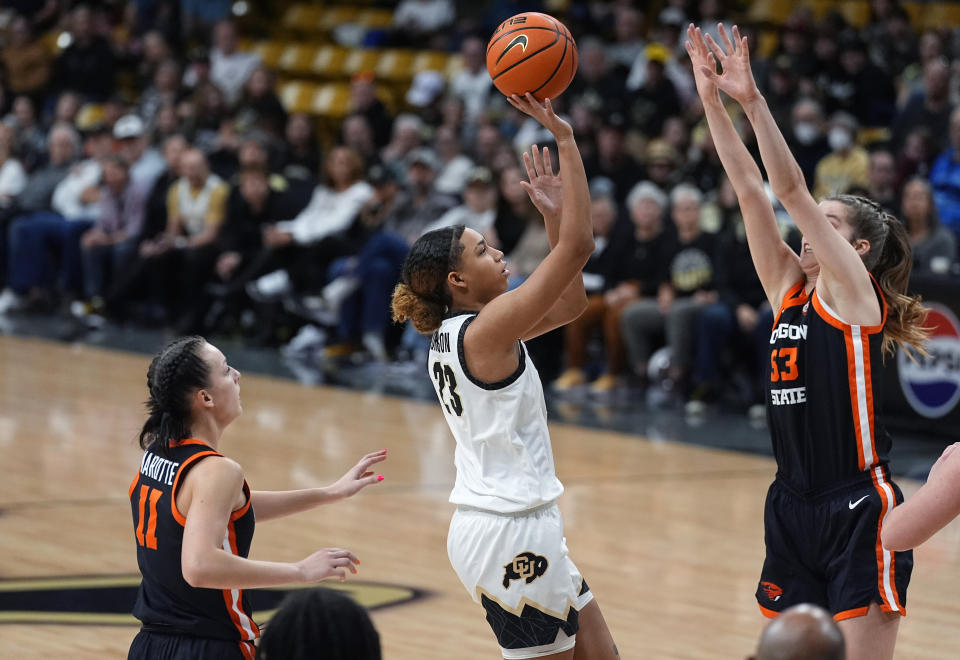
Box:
[521,144,562,221]
[699,24,762,106]
[297,547,360,583]
[328,449,388,499]
[684,24,720,101]
[507,92,574,142]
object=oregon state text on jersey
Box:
[129,439,259,654]
[428,313,564,513]
[767,280,893,493]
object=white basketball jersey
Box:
[428,313,564,513]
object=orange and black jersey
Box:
[129,439,259,650]
[767,278,892,494]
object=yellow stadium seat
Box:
[282,4,322,32]
[412,51,451,76]
[312,45,350,78]
[343,49,381,76]
[356,8,394,29]
[277,44,318,75]
[311,83,353,117]
[252,41,286,69]
[746,0,793,24]
[319,6,361,31]
[279,81,319,114]
[445,55,465,79]
[375,49,416,82]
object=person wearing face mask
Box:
[813,112,869,200]
[788,98,830,190]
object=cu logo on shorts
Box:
[503,552,548,589]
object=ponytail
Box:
[390,225,465,335]
[873,214,931,357]
[139,336,210,455]
[829,195,931,358]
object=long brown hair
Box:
[391,225,465,334]
[829,194,930,357]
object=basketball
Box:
[486,12,578,101]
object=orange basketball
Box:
[486,12,578,101]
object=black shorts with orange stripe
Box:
[756,473,912,621]
[128,628,256,660]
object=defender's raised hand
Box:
[327,449,387,499]
[507,93,574,142]
[521,144,563,221]
[684,24,720,101]
[700,24,761,106]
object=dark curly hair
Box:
[256,587,381,660]
[391,225,466,334]
[139,336,211,455]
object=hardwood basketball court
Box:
[1,335,958,658]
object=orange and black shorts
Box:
[756,473,912,622]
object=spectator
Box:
[901,177,957,274]
[208,19,261,107]
[449,36,494,124]
[786,98,830,190]
[392,0,454,49]
[930,106,960,240]
[891,57,952,150]
[340,113,378,173]
[812,112,869,199]
[404,70,445,126]
[7,95,46,172]
[382,148,456,246]
[139,59,182,128]
[114,114,166,188]
[627,43,682,137]
[861,148,899,214]
[0,124,27,205]
[645,139,682,192]
[350,72,393,148]
[426,166,497,234]
[235,66,288,139]
[1,15,53,100]
[823,32,896,128]
[282,113,321,182]
[621,184,718,394]
[748,603,845,660]
[0,123,78,312]
[584,113,644,205]
[688,177,772,413]
[604,5,646,70]
[380,114,425,177]
[8,124,112,312]
[553,194,630,392]
[432,125,474,196]
[54,4,116,100]
[79,156,149,306]
[868,6,917,79]
[181,0,232,37]
[255,588,381,660]
[567,38,628,116]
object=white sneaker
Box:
[246,270,291,302]
[0,289,22,314]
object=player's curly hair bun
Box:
[391,225,466,334]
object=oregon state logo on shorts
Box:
[760,581,783,602]
[503,552,548,589]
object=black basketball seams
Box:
[490,30,561,81]
[485,26,562,55]
[531,16,573,95]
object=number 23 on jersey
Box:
[432,361,464,416]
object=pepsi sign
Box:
[898,303,960,418]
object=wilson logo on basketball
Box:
[760,581,783,602]
[496,35,529,65]
[503,552,548,588]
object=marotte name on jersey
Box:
[770,323,808,344]
[430,331,451,354]
[140,451,180,486]
[770,387,807,406]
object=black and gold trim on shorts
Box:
[479,580,590,650]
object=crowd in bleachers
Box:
[0,0,958,416]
